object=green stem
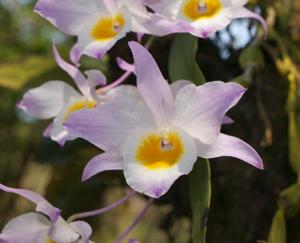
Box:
[188,158,211,243]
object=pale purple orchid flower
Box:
[144,0,268,38]
[18,42,134,146]
[34,0,154,61]
[0,184,93,243]
[65,42,263,198]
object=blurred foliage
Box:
[169,34,205,85]
[0,0,300,243]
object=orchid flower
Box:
[18,43,133,145]
[34,0,153,61]
[65,42,263,198]
[145,0,267,38]
[0,184,93,243]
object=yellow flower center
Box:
[46,240,56,243]
[64,99,95,121]
[91,14,126,41]
[135,132,184,170]
[182,0,222,20]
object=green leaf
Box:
[288,111,300,175]
[279,183,300,217]
[188,159,211,243]
[268,208,286,243]
[168,34,205,85]
[239,46,265,70]
[0,55,54,91]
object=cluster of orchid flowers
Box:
[0,0,267,242]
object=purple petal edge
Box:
[0,183,61,223]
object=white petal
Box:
[49,217,80,243]
[196,133,263,169]
[189,8,233,37]
[69,221,93,242]
[173,81,245,144]
[34,0,100,35]
[122,127,197,198]
[99,85,140,104]
[232,7,268,37]
[77,10,131,59]
[170,80,193,97]
[84,70,107,87]
[0,213,50,243]
[129,41,174,128]
[230,0,248,6]
[49,116,70,146]
[49,96,88,145]
[84,69,107,101]
[66,93,155,151]
[145,0,182,19]
[82,152,122,181]
[18,81,81,119]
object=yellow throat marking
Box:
[64,100,95,122]
[182,0,222,20]
[136,132,184,170]
[46,240,56,243]
[91,14,125,41]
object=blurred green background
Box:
[1,0,300,242]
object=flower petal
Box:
[82,152,122,181]
[66,92,155,151]
[173,81,246,144]
[0,213,50,243]
[232,7,268,38]
[84,70,107,87]
[18,81,81,120]
[223,116,234,124]
[77,9,131,59]
[34,0,99,35]
[124,0,156,34]
[84,69,107,101]
[187,8,233,38]
[49,217,80,243]
[99,85,141,104]
[43,122,53,137]
[0,184,61,223]
[52,42,90,96]
[145,0,182,19]
[230,0,248,6]
[69,221,93,243]
[122,127,197,198]
[170,80,192,97]
[196,133,263,169]
[49,116,70,146]
[70,43,81,67]
[78,35,119,60]
[48,95,89,146]
[141,14,194,36]
[129,41,174,128]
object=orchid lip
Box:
[197,2,207,13]
[135,131,185,170]
[63,99,96,122]
[91,14,126,41]
[181,0,223,21]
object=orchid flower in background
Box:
[18,43,133,145]
[0,184,93,243]
[66,42,263,199]
[34,0,153,61]
[145,0,267,38]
